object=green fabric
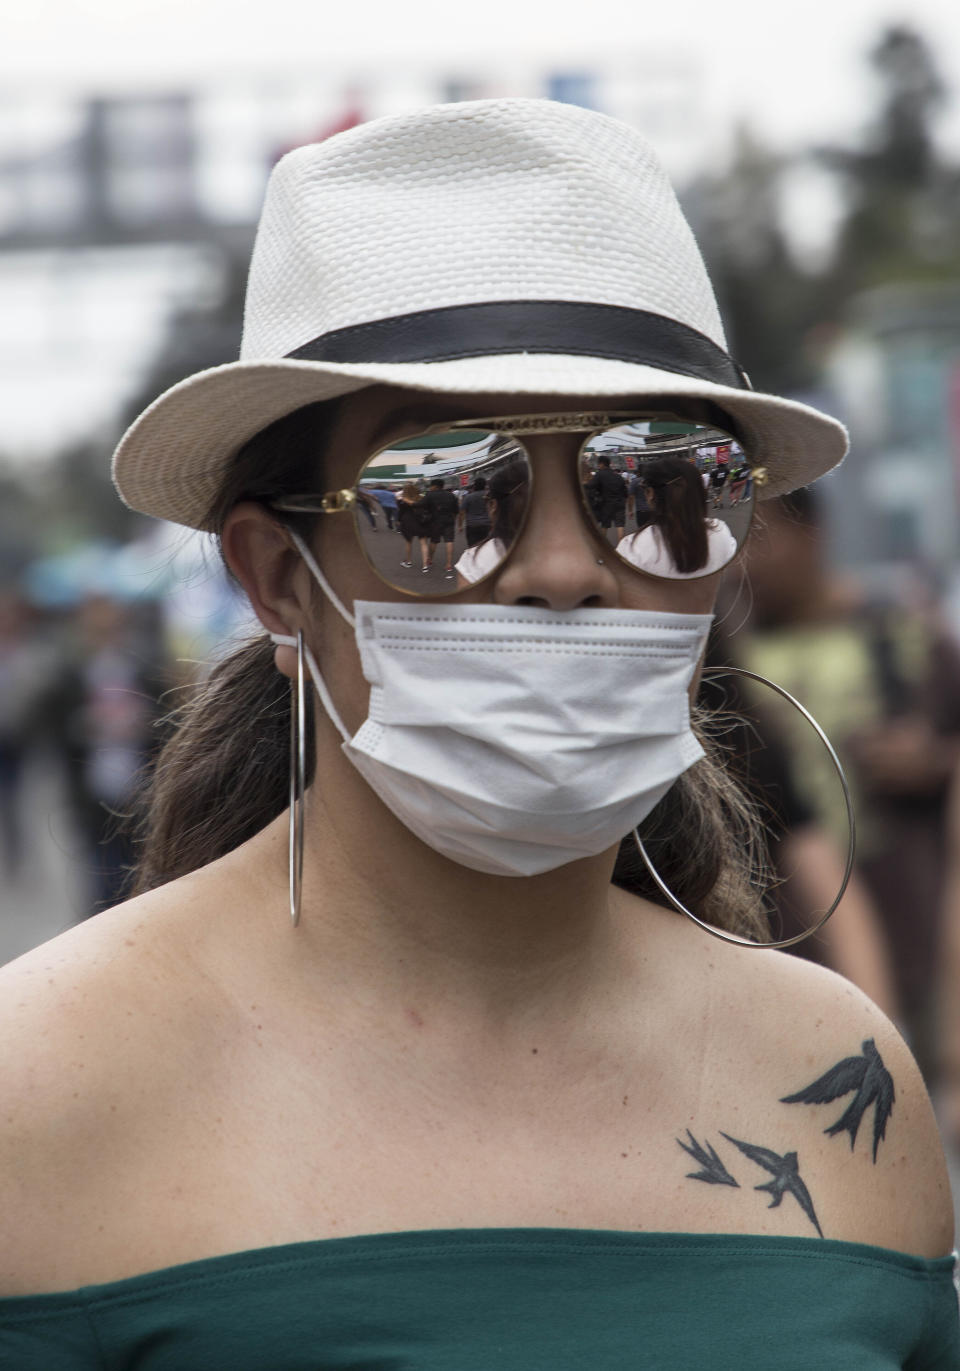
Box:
[0,1229,956,1369]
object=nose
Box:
[492,438,619,610]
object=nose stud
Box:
[597,557,605,565]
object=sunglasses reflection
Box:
[353,429,754,591]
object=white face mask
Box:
[272,531,711,878]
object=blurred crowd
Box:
[0,590,165,912]
[0,533,250,936]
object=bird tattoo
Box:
[780,1038,895,1163]
[720,1132,824,1238]
[676,1131,740,1187]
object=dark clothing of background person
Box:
[43,628,167,915]
[422,488,460,542]
[737,604,960,1078]
[397,500,429,541]
[356,490,378,528]
[0,613,52,879]
[461,488,492,548]
[629,474,654,530]
[369,488,398,530]
[587,466,626,528]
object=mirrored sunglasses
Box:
[271,412,766,596]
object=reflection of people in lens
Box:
[397,482,431,570]
[615,455,737,577]
[586,456,626,542]
[627,469,654,531]
[459,476,492,548]
[455,460,529,585]
[728,460,751,507]
[356,488,378,529]
[423,478,460,579]
[709,462,729,509]
[368,484,398,530]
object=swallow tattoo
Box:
[780,1038,895,1163]
[720,1132,823,1238]
[677,1131,740,1187]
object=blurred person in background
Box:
[368,484,398,530]
[626,466,654,532]
[586,454,626,542]
[734,487,960,1079]
[45,594,167,913]
[354,487,378,530]
[422,477,459,579]
[397,481,431,569]
[935,769,960,1156]
[0,590,53,881]
[459,475,492,547]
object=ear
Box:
[222,503,313,676]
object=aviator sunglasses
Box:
[271,412,767,596]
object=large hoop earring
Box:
[633,666,856,950]
[288,629,307,927]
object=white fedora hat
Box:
[112,98,847,530]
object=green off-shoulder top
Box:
[0,1229,957,1369]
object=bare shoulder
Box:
[0,875,221,1083]
[702,937,954,1258]
[0,875,230,1292]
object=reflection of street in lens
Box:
[357,512,472,593]
[355,425,754,590]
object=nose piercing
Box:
[597,557,605,565]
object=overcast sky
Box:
[8,0,960,155]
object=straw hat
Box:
[112,98,847,530]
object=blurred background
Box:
[3,0,960,1213]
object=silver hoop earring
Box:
[288,629,307,926]
[633,665,856,950]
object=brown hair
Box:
[127,400,770,940]
[643,454,709,573]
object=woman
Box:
[459,475,492,547]
[397,480,430,570]
[454,459,528,584]
[0,99,955,1368]
[616,454,738,578]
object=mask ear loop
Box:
[632,665,856,950]
[284,526,355,629]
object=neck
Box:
[248,744,635,1035]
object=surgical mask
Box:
[272,530,711,878]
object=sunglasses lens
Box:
[353,430,532,595]
[580,421,755,579]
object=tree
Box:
[683,128,828,395]
[683,23,960,395]
[819,25,960,294]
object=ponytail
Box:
[128,636,316,894]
